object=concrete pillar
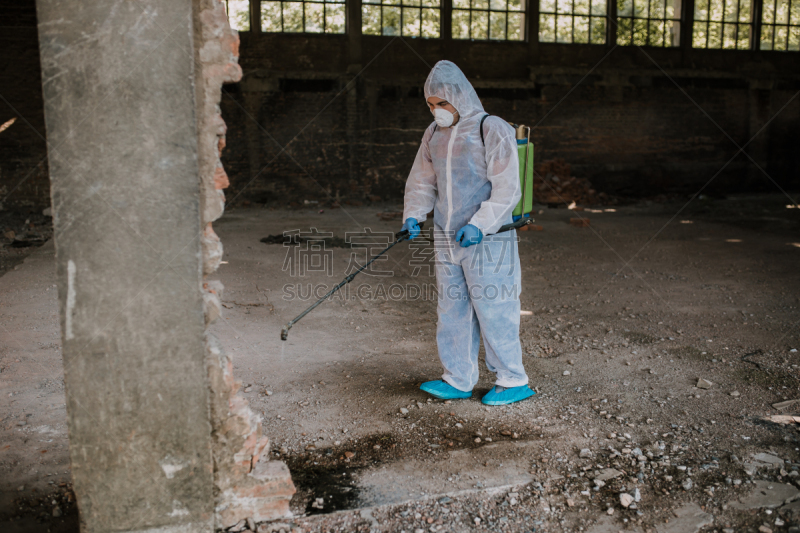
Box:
[36,0,214,530]
[36,0,294,530]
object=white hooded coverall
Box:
[403,60,529,392]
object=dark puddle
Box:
[283,433,399,515]
[286,458,361,515]
[281,421,531,515]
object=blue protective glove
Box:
[401,217,420,240]
[456,224,483,248]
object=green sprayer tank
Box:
[513,124,534,218]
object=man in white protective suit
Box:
[400,60,535,406]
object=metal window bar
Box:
[539,2,607,43]
[640,0,644,44]
[540,10,613,44]
[506,1,509,38]
[630,5,634,43]
[695,0,749,49]
[772,0,778,47]
[572,0,576,42]
[373,2,434,38]
[262,0,347,34]
[456,1,523,40]
[412,6,423,38]
[737,0,741,47]
[730,0,740,49]
[618,0,681,46]
[723,0,727,46]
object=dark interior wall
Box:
[0,0,49,213]
[221,31,800,205]
[1,2,798,213]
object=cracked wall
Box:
[192,0,296,528]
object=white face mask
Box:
[433,108,455,128]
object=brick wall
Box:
[220,33,800,204]
[2,2,799,213]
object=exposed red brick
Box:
[214,166,229,190]
[228,32,240,57]
[216,462,295,527]
[195,2,296,528]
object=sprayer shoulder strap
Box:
[434,116,491,143]
[479,114,491,146]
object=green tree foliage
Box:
[260,0,345,33]
[760,0,799,50]
[363,1,440,37]
[616,0,680,46]
[692,0,751,48]
[452,0,524,39]
[539,0,605,43]
[227,0,251,31]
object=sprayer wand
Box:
[280,223,424,341]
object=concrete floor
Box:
[1,194,799,532]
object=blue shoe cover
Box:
[481,385,536,405]
[419,380,472,400]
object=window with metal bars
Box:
[261,0,346,33]
[362,0,441,37]
[760,0,800,50]
[539,0,607,44]
[616,0,682,46]
[225,0,251,31]
[692,0,752,48]
[452,0,526,41]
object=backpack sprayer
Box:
[280,120,534,341]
